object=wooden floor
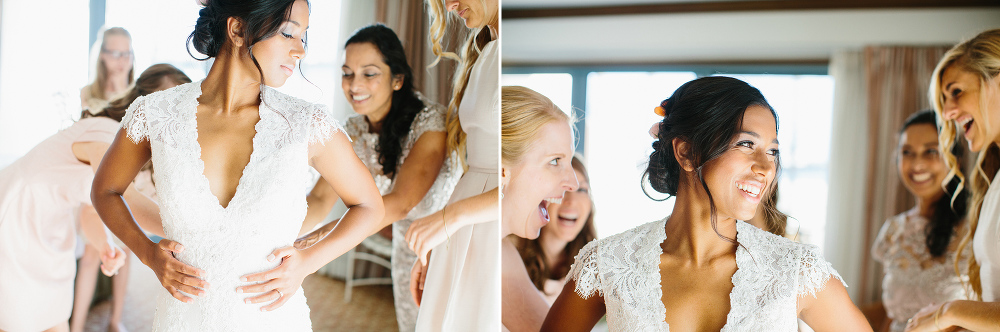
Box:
[81,255,398,331]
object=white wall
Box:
[503,8,1000,64]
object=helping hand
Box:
[405,209,453,265]
[142,239,208,303]
[99,244,126,276]
[904,302,958,332]
[409,259,429,306]
[237,246,310,311]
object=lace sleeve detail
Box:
[797,243,846,298]
[569,240,602,299]
[308,105,348,144]
[120,96,148,143]
[871,216,899,263]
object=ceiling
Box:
[501,0,754,9]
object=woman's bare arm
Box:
[906,300,1000,332]
[379,131,447,228]
[297,177,339,236]
[540,279,606,332]
[405,187,499,264]
[74,140,163,237]
[798,277,872,332]
[91,129,206,302]
[502,238,550,331]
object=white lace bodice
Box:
[872,213,970,332]
[344,97,460,220]
[570,219,845,332]
[121,81,346,331]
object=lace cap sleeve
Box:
[568,240,602,299]
[308,105,349,144]
[797,243,847,298]
[120,95,148,143]
[871,215,900,263]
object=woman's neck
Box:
[663,180,739,266]
[104,73,129,97]
[199,50,262,114]
[539,234,569,272]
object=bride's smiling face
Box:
[503,120,579,239]
[699,105,779,221]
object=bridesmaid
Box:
[0,64,187,332]
[905,28,1000,332]
[403,0,501,330]
[298,24,461,332]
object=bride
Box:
[91,0,384,330]
[541,76,870,331]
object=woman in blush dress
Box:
[541,76,871,332]
[0,64,188,332]
[872,110,970,332]
[905,28,1000,332]
[90,1,384,330]
[499,86,580,331]
[402,0,501,330]
[515,155,597,306]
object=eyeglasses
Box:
[101,49,132,59]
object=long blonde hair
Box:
[426,0,496,169]
[501,86,574,166]
[87,27,135,101]
[931,28,1000,300]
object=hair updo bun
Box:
[642,76,777,199]
[185,0,303,61]
[190,5,223,58]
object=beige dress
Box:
[415,39,500,331]
[0,117,121,331]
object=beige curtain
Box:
[856,45,950,306]
[375,0,466,108]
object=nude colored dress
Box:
[0,117,121,331]
[414,39,500,331]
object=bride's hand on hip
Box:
[142,239,208,303]
[238,246,310,311]
[405,209,453,265]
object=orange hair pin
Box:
[654,106,666,117]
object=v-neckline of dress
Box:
[655,218,748,331]
[187,80,267,212]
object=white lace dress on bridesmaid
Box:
[121,81,345,331]
[872,213,970,332]
[570,219,845,332]
[344,97,460,332]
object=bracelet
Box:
[933,303,945,331]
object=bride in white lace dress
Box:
[541,77,871,332]
[91,1,384,331]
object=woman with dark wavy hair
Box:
[90,1,384,330]
[297,23,461,332]
[0,64,187,332]
[872,110,970,332]
[541,76,869,332]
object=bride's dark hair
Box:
[643,76,783,242]
[187,0,307,81]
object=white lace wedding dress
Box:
[121,81,345,331]
[570,219,845,332]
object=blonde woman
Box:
[906,28,1000,332]
[501,86,579,331]
[81,27,134,114]
[402,0,500,330]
